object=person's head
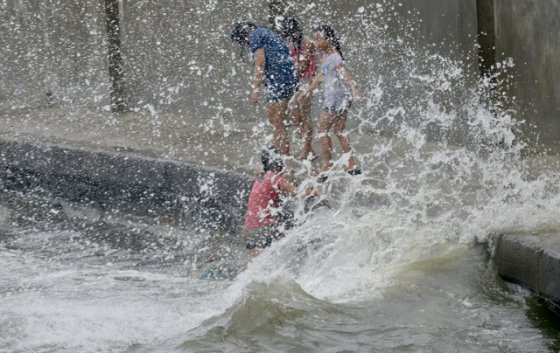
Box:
[280,18,300,38]
[280,18,303,49]
[313,25,344,60]
[261,146,284,173]
[231,21,257,45]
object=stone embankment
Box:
[0,137,253,233]
[494,233,560,311]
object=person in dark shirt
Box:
[231,21,298,156]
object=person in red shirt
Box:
[243,147,311,256]
[281,18,318,161]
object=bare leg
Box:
[318,111,336,171]
[333,111,356,171]
[291,92,304,138]
[291,92,315,160]
[267,100,290,155]
[299,94,315,160]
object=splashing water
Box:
[1,1,560,352]
[205,1,560,305]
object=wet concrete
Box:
[0,107,259,232]
[0,136,253,233]
[494,233,560,311]
[494,0,560,147]
[0,105,375,231]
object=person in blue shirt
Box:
[231,21,298,156]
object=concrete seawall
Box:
[2,131,560,315]
[2,1,559,147]
[0,137,253,233]
[494,233,560,311]
[493,0,560,148]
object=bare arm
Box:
[337,65,364,102]
[279,179,316,197]
[299,72,322,101]
[252,48,265,104]
[279,179,297,195]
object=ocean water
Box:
[0,178,559,353]
[1,77,560,351]
[2,1,560,352]
[2,82,560,352]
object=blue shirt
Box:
[248,28,297,90]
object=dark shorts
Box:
[243,225,284,250]
[266,82,298,103]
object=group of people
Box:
[231,18,364,256]
[231,18,364,173]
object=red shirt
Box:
[244,171,287,229]
[290,47,317,80]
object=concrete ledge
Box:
[494,233,560,308]
[0,137,253,232]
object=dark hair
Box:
[231,21,257,44]
[261,146,284,173]
[281,18,303,50]
[315,25,344,60]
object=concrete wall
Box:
[0,0,110,110]
[495,233,560,309]
[119,0,479,119]
[389,0,478,64]
[1,0,479,121]
[3,0,559,150]
[0,137,253,232]
[493,0,560,147]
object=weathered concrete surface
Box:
[1,0,483,151]
[494,233,560,308]
[0,136,253,232]
[476,0,496,75]
[389,0,478,64]
[0,1,109,110]
[493,0,560,148]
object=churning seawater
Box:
[2,2,560,352]
[2,87,560,353]
[1,168,559,353]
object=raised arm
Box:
[252,48,265,104]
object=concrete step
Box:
[494,233,560,310]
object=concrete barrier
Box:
[0,1,109,109]
[0,137,253,233]
[494,233,560,309]
[493,0,560,148]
